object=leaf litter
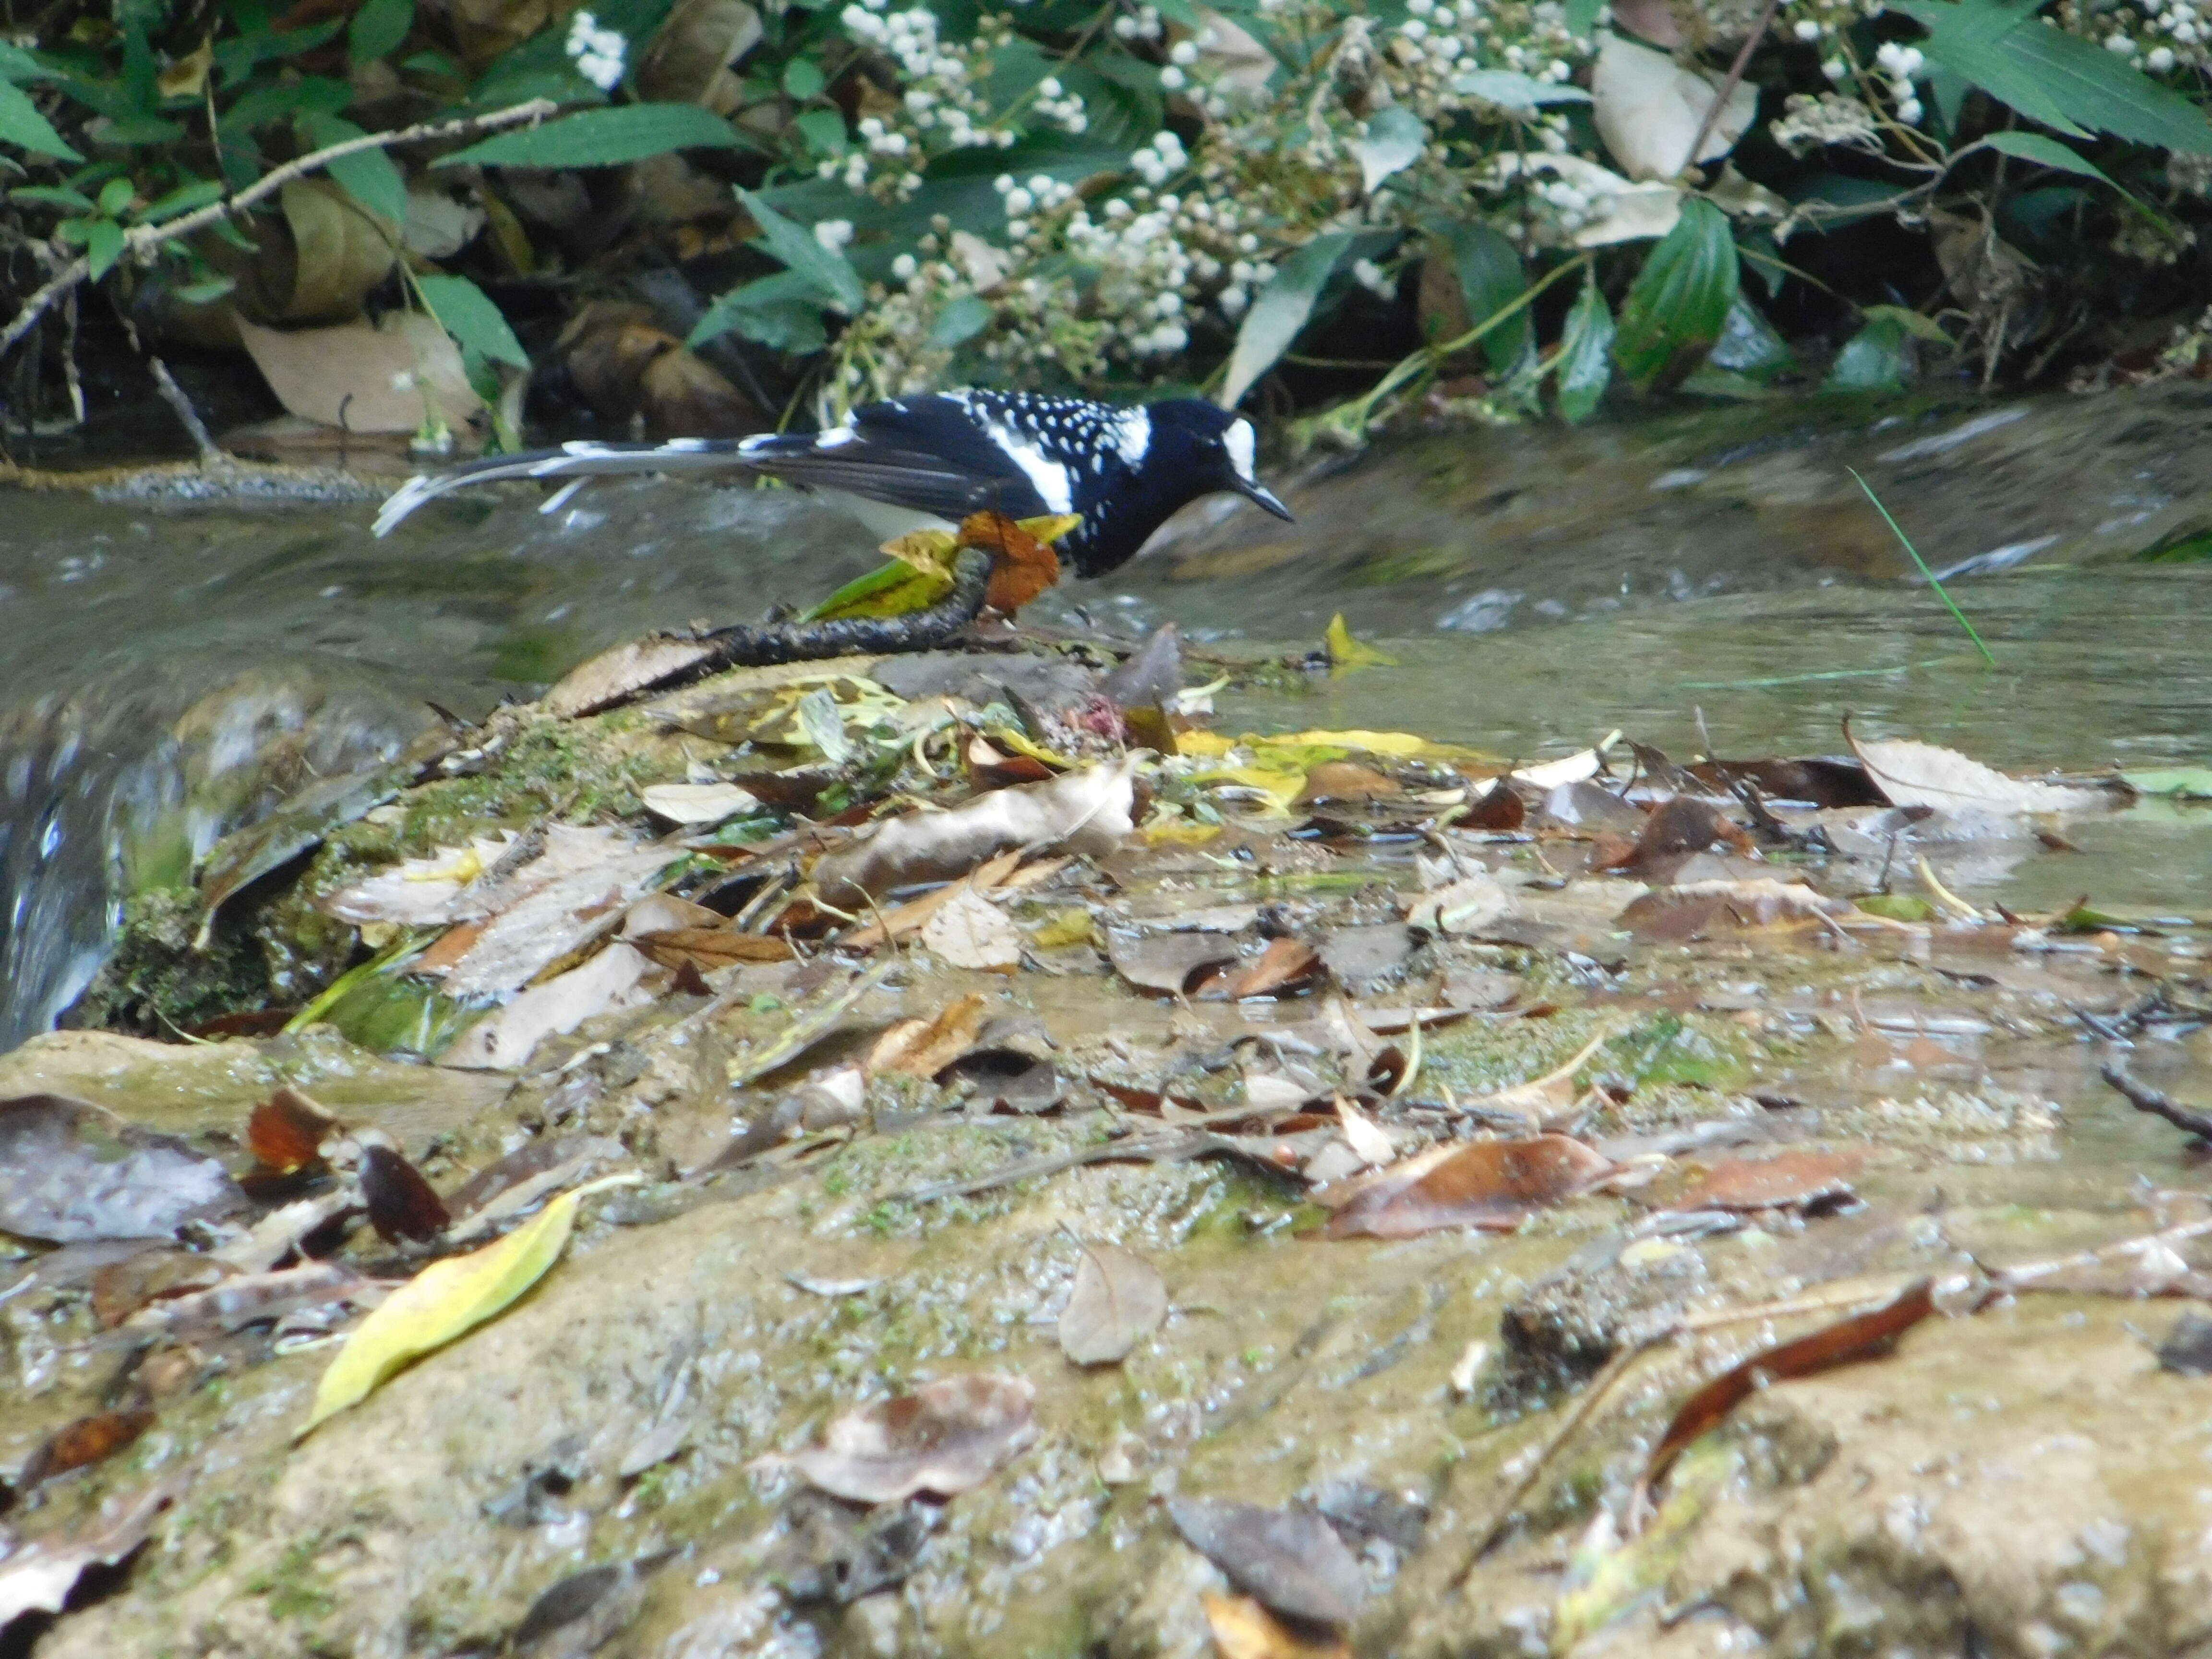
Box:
[15,593,2212,1656]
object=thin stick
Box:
[148,355,221,465]
[1682,0,1779,174]
[0,98,557,359]
[2100,1062,2212,1140]
[1846,467,1997,667]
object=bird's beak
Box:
[1239,480,1294,521]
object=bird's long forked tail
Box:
[371,436,758,537]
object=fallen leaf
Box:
[779,1373,1037,1503]
[301,1174,634,1437]
[1609,797,1752,873]
[923,886,1023,970]
[1208,936,1322,1000]
[1201,1591,1351,1659]
[360,1142,453,1243]
[1687,756,1884,808]
[248,1085,341,1174]
[1667,1150,1865,1213]
[1059,1239,1168,1364]
[868,993,990,1079]
[0,1094,240,1243]
[1321,1134,1614,1238]
[1317,924,1418,990]
[1639,1280,1935,1500]
[1847,732,2116,816]
[1484,1029,1613,1122]
[1106,929,1246,996]
[639,781,761,825]
[1324,613,1397,676]
[238,310,481,433]
[1334,1097,1396,1169]
[815,758,1136,903]
[632,925,796,972]
[90,1251,231,1327]
[960,510,1064,613]
[19,1409,157,1490]
[1406,874,1515,936]
[440,942,658,1071]
[0,1481,175,1627]
[1618,878,1851,941]
[1591,30,1759,181]
[1168,1497,1367,1627]
[1298,761,1400,804]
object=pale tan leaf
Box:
[1059,1240,1168,1365]
[922,886,1023,970]
[237,311,481,434]
[774,1373,1036,1502]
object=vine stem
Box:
[0,96,558,361]
[1681,0,1779,175]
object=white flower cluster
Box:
[1111,5,1165,42]
[815,218,856,252]
[564,10,625,92]
[1031,75,1088,134]
[2065,0,2212,71]
[1873,40,1925,124]
[830,0,1013,197]
[1769,90,1882,155]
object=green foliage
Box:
[416,274,529,369]
[1613,200,1739,393]
[1439,222,1530,375]
[439,102,744,168]
[1554,277,1613,423]
[1222,231,1359,409]
[1827,305,1950,391]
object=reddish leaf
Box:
[360,1143,451,1243]
[1205,937,1322,1001]
[1642,1280,1936,1497]
[248,1086,341,1175]
[89,1251,230,1328]
[778,1372,1037,1503]
[1297,762,1400,805]
[1460,780,1526,831]
[961,511,1062,613]
[1668,1150,1865,1214]
[1322,1135,1614,1238]
[20,1409,156,1489]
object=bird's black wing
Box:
[737,397,1056,522]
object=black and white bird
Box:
[372,390,1294,578]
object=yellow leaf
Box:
[1031,906,1098,948]
[1324,613,1398,676]
[1016,513,1083,546]
[882,527,960,575]
[985,725,1077,769]
[1174,731,1238,758]
[1189,762,1310,814]
[1177,729,1487,763]
[298,1173,636,1438]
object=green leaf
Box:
[2122,767,2212,798]
[439,102,741,168]
[1220,229,1357,408]
[1555,275,1613,423]
[781,57,825,99]
[1353,104,1426,193]
[304,112,407,225]
[737,186,864,313]
[689,270,830,354]
[1979,128,2117,187]
[174,274,235,304]
[0,41,43,84]
[928,292,992,349]
[795,107,846,155]
[1453,67,1592,116]
[350,0,415,64]
[12,183,96,211]
[1825,314,1916,392]
[224,75,350,131]
[85,216,125,281]
[802,556,954,622]
[1436,221,1528,374]
[0,80,80,160]
[1900,0,2212,154]
[416,272,529,368]
[96,175,135,215]
[1563,0,1604,35]
[1704,294,1792,383]
[1612,196,1738,393]
[133,176,224,224]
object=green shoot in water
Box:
[1846,467,1997,668]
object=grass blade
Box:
[1846,468,1997,667]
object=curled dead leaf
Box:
[776,1372,1037,1503]
[1321,1134,1614,1238]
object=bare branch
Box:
[0,98,558,361]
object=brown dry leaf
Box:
[440,838,678,1001]
[639,781,761,826]
[1610,797,1752,873]
[90,1251,230,1328]
[1618,878,1852,942]
[248,1085,341,1174]
[277,177,397,322]
[1208,936,1322,1000]
[1483,1029,1612,1122]
[1297,761,1400,805]
[1168,1497,1367,1628]
[967,735,1056,788]
[923,887,1022,971]
[1315,924,1417,992]
[20,1408,157,1491]
[636,0,764,111]
[1107,929,1245,996]
[1202,1592,1351,1659]
[1668,1150,1865,1213]
[868,993,990,1079]
[1591,30,1757,180]
[237,312,480,433]
[545,635,728,720]
[840,849,1024,950]
[815,758,1135,904]
[633,926,795,972]
[1640,1280,1935,1502]
[778,1373,1037,1503]
[959,510,1062,613]
[0,1481,176,1626]
[1059,1239,1168,1365]
[1847,731,2116,816]
[1321,1134,1614,1238]
[440,943,658,1071]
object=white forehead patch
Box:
[1114,408,1151,466]
[1223,419,1257,483]
[986,420,1074,513]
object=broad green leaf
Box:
[96,175,135,215]
[85,216,124,280]
[737,186,864,313]
[928,292,992,349]
[1436,221,1528,373]
[781,57,825,99]
[1979,128,2117,187]
[0,41,42,83]
[1861,301,1952,343]
[1825,313,1916,392]
[1555,275,1613,423]
[795,107,846,155]
[1563,0,1604,35]
[0,80,80,160]
[440,102,741,168]
[688,269,830,354]
[304,112,407,223]
[1354,105,1426,193]
[802,557,954,622]
[350,0,415,63]
[1705,294,1792,383]
[133,177,223,223]
[1900,0,2212,154]
[1220,229,1356,409]
[1453,67,1592,116]
[174,274,235,303]
[300,1176,632,1437]
[1612,196,1738,392]
[416,272,529,368]
[12,183,96,211]
[224,75,351,132]
[2123,768,2212,797]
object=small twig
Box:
[148,354,221,465]
[2101,1062,2212,1140]
[1683,0,1779,174]
[0,97,557,360]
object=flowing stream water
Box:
[4,380,2210,1048]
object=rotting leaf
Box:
[1058,1238,1168,1365]
[19,1409,157,1491]
[922,886,1023,970]
[301,1173,637,1437]
[1639,1279,1936,1501]
[868,993,990,1079]
[1666,1150,1865,1214]
[360,1142,452,1244]
[1201,1590,1352,1659]
[1321,1134,1613,1239]
[440,942,658,1072]
[1846,730,2118,816]
[0,1480,176,1627]
[775,1373,1037,1503]
[248,1085,342,1175]
[1168,1497,1367,1628]
[632,926,796,972]
[1207,936,1322,1001]
[1406,874,1515,937]
[1483,1029,1612,1123]
[1618,878,1852,942]
[1107,929,1246,996]
[1609,797,1751,875]
[0,1094,240,1244]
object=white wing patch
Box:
[1223,419,1257,484]
[1113,408,1151,467]
[986,420,1074,513]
